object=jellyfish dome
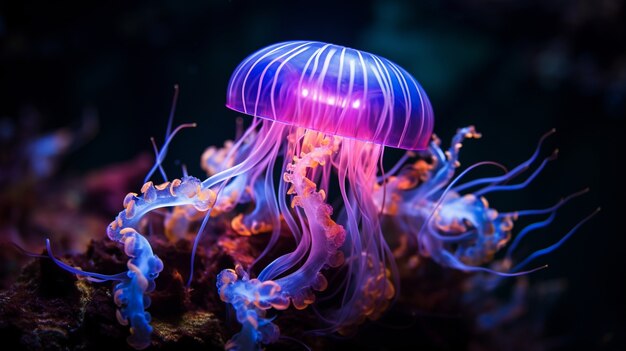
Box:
[226,41,434,150]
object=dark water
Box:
[1,1,624,349]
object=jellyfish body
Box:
[204,41,437,349]
[226,41,434,150]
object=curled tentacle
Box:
[107,176,216,242]
[218,131,347,350]
[46,232,163,350]
[384,127,592,278]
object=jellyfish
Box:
[209,41,434,349]
[41,41,596,351]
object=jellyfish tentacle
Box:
[189,123,286,284]
[511,207,600,272]
[418,161,507,245]
[43,94,211,349]
[505,188,590,257]
[505,212,557,258]
[201,122,283,189]
[326,139,397,334]
[201,118,261,177]
[474,149,558,197]
[47,227,163,350]
[112,228,164,350]
[149,137,168,182]
[453,128,555,194]
[107,176,216,242]
[101,175,215,348]
[439,251,547,277]
[163,85,179,146]
[152,84,181,182]
[276,132,346,293]
[218,130,346,350]
[257,148,309,281]
[410,126,482,202]
[233,136,284,269]
[231,172,276,237]
[217,266,284,351]
[381,127,590,281]
[410,129,538,270]
[376,150,414,182]
[504,187,590,218]
[143,122,196,184]
[45,239,128,282]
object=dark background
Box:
[1,0,624,350]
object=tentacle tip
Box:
[551,149,559,158]
[540,128,557,141]
[45,238,53,253]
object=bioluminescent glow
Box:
[43,41,596,350]
[226,41,434,150]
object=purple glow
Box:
[226,41,434,150]
[40,41,595,351]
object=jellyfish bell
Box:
[226,40,434,150]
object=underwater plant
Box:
[43,41,596,350]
